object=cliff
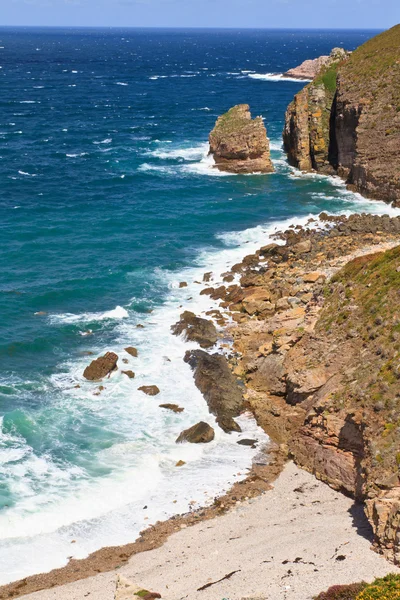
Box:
[200,213,400,563]
[283,25,400,205]
[209,104,274,174]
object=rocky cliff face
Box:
[283,25,400,206]
[209,104,274,174]
[203,214,400,563]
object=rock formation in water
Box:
[283,47,350,80]
[283,25,400,206]
[209,104,274,174]
[83,352,118,380]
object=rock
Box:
[159,403,184,413]
[248,355,287,396]
[303,271,326,283]
[237,439,258,447]
[203,272,212,282]
[176,421,215,444]
[83,352,118,381]
[179,281,187,288]
[138,385,160,396]
[176,460,186,467]
[115,576,161,600]
[122,370,135,379]
[283,48,350,80]
[125,346,138,358]
[292,239,312,254]
[209,104,274,174]
[184,350,243,432]
[171,311,217,348]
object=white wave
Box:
[249,73,311,83]
[18,170,37,177]
[19,100,39,104]
[147,142,209,161]
[93,138,112,145]
[116,82,128,86]
[66,152,88,158]
[149,75,168,80]
[49,305,129,325]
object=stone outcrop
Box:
[83,352,118,381]
[209,104,274,174]
[115,575,161,600]
[176,421,215,444]
[184,349,243,432]
[206,213,400,563]
[283,47,350,80]
[171,311,218,348]
[283,25,400,205]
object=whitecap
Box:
[93,138,112,145]
[249,73,311,83]
[116,82,128,86]
[66,152,88,158]
[49,305,129,325]
[18,170,37,177]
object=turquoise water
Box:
[0,27,394,582]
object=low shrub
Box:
[314,583,367,600]
[356,574,400,599]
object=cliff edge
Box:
[283,25,400,205]
[209,104,274,174]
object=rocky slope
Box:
[209,104,274,174]
[195,214,400,564]
[283,25,400,205]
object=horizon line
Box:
[0,25,387,31]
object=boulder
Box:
[138,385,160,396]
[159,403,184,413]
[122,370,135,379]
[125,346,138,358]
[83,352,118,381]
[248,354,287,396]
[176,421,215,444]
[171,311,218,348]
[209,104,274,174]
[184,350,243,432]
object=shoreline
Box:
[3,210,400,598]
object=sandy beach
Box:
[19,462,399,600]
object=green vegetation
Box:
[315,575,400,600]
[356,574,400,599]
[314,60,340,94]
[212,104,262,135]
[314,583,367,599]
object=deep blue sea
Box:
[0,27,394,583]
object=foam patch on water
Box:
[49,305,129,324]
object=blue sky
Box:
[2,0,399,28]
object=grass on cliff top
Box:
[313,60,341,94]
[212,104,262,135]
[340,23,400,102]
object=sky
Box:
[2,0,399,29]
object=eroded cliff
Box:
[283,25,400,205]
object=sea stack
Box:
[209,104,274,174]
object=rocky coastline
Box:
[4,212,400,600]
[283,24,400,205]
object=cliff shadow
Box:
[348,502,374,542]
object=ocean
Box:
[0,27,395,584]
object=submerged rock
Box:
[83,352,118,381]
[176,421,215,444]
[159,403,184,413]
[184,349,243,432]
[171,310,218,348]
[209,104,274,174]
